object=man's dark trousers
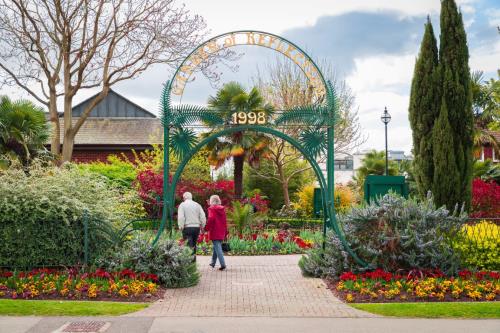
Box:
[182,226,200,259]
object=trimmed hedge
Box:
[265,217,322,229]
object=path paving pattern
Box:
[131,255,374,318]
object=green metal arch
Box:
[152,125,367,267]
[170,30,328,100]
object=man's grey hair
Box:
[183,192,193,200]
[209,195,221,205]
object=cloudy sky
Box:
[7,0,500,154]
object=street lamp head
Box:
[381,106,391,124]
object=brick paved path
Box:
[131,255,374,318]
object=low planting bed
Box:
[193,230,321,255]
[329,269,500,303]
[0,268,165,302]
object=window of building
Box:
[334,159,353,171]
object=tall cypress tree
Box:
[409,18,440,198]
[438,0,474,210]
[432,98,460,210]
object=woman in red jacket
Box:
[205,195,227,270]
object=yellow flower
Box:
[118,289,129,297]
[467,290,482,300]
[147,283,157,293]
[485,293,496,301]
[346,293,354,302]
[87,284,98,298]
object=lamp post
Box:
[381,106,391,176]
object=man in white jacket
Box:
[178,192,206,261]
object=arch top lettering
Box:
[171,30,327,99]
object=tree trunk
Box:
[48,87,61,156]
[61,131,75,163]
[61,95,75,162]
[49,112,61,156]
[277,164,290,208]
[282,179,290,208]
[233,155,244,199]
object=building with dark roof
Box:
[51,89,163,163]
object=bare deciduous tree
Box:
[254,58,365,207]
[0,0,206,161]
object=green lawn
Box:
[351,302,500,318]
[0,299,149,316]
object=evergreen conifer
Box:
[409,18,440,197]
[437,0,474,209]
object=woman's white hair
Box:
[183,192,192,200]
[209,195,221,205]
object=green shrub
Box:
[266,217,322,229]
[300,193,466,278]
[299,231,350,277]
[96,235,199,288]
[453,220,500,270]
[0,163,139,268]
[78,155,137,188]
[343,193,465,274]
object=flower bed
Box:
[0,268,164,302]
[331,269,500,303]
[193,230,315,255]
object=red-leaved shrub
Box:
[135,169,235,217]
[471,178,500,218]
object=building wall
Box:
[72,149,146,163]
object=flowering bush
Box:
[471,178,500,218]
[291,184,315,217]
[135,168,235,218]
[334,184,357,213]
[0,268,161,300]
[241,193,269,213]
[334,269,500,303]
[454,220,500,270]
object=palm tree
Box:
[206,82,273,198]
[471,71,500,156]
[353,150,398,189]
[0,96,50,165]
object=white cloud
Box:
[345,54,414,153]
[470,40,500,73]
[346,55,415,92]
[187,0,443,35]
[485,8,500,27]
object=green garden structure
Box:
[153,30,367,267]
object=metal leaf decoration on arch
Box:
[300,128,327,158]
[274,104,329,126]
[170,127,198,159]
[160,81,172,127]
[168,104,224,127]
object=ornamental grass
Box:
[334,269,500,303]
[0,268,162,301]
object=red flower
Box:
[339,272,357,281]
[0,271,13,278]
[458,270,472,279]
[119,269,136,279]
[148,274,159,282]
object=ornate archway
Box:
[154,30,367,267]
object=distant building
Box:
[325,149,412,185]
[477,131,499,162]
[48,89,162,163]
